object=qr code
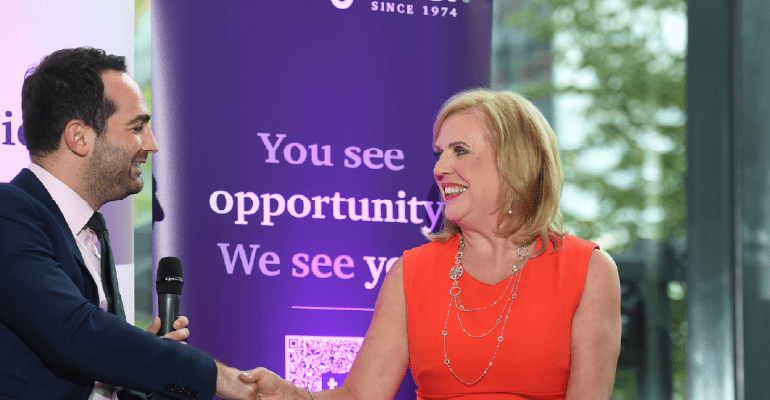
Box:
[285,335,364,391]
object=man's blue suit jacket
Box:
[0,169,217,399]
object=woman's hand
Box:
[238,258,410,400]
[240,368,311,399]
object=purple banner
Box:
[153,1,491,396]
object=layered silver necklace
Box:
[442,234,529,386]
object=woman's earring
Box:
[508,207,512,214]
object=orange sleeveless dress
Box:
[403,234,597,399]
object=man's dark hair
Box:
[21,47,127,157]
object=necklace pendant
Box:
[449,265,463,280]
[442,233,529,387]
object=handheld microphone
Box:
[156,257,184,337]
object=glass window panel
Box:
[492,0,687,398]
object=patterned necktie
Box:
[86,212,126,321]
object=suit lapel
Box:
[11,169,98,300]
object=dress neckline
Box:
[450,233,545,287]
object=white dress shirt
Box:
[28,164,118,400]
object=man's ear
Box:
[62,120,92,157]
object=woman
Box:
[243,89,621,399]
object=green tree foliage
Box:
[503,0,686,251]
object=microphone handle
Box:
[158,293,181,337]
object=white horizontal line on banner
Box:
[291,306,374,312]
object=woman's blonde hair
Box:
[426,89,566,255]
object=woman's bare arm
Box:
[566,249,622,399]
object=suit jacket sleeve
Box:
[0,183,217,399]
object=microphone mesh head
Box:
[156,257,183,295]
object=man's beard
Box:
[82,137,143,208]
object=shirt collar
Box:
[28,163,95,236]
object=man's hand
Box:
[240,367,310,399]
[145,315,189,342]
[215,360,257,399]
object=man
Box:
[0,48,255,399]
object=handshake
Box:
[215,364,311,400]
[153,316,316,400]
